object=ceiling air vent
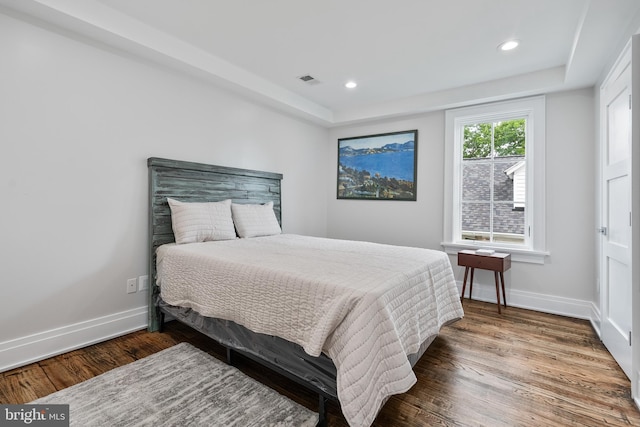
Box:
[298,74,321,85]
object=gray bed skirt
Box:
[158,299,436,402]
[158,299,339,399]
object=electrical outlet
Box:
[138,275,149,292]
[126,278,137,294]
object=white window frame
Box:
[442,96,549,264]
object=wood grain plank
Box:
[0,365,57,404]
[3,300,639,426]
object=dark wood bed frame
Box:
[147,157,441,427]
[147,157,332,425]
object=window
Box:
[461,118,526,244]
[443,96,548,264]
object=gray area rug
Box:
[33,343,318,426]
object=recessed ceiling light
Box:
[498,40,519,52]
[345,81,357,89]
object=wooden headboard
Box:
[147,157,283,331]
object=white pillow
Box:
[231,201,282,238]
[167,198,236,244]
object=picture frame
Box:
[337,130,417,200]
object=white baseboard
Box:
[0,306,148,373]
[457,280,594,320]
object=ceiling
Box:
[2,0,640,126]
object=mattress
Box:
[156,234,463,427]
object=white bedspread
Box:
[157,234,463,427]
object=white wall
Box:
[0,12,328,370]
[328,88,596,318]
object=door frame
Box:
[632,35,640,409]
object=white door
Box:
[600,57,632,379]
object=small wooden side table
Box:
[458,250,511,313]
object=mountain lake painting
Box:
[337,130,417,200]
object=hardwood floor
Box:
[1,300,638,426]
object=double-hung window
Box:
[443,96,548,264]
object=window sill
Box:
[441,242,549,264]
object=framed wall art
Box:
[337,130,417,200]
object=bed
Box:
[147,157,464,427]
